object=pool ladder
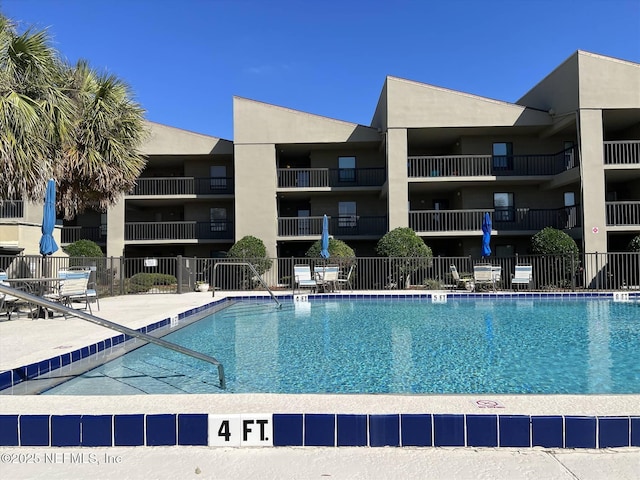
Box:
[212,262,281,308]
[0,284,226,389]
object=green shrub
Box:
[306,238,355,259]
[63,239,104,257]
[628,235,640,252]
[376,227,433,286]
[377,227,433,259]
[531,227,580,288]
[227,235,273,275]
[128,272,177,293]
[530,227,579,255]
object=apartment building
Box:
[1,50,638,262]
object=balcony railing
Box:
[606,201,640,226]
[125,221,234,241]
[278,215,387,237]
[604,141,640,165]
[277,168,386,188]
[408,147,578,178]
[129,177,234,196]
[0,200,23,218]
[61,226,104,244]
[410,206,580,233]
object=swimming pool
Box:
[43,297,640,395]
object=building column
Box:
[579,109,607,254]
[106,194,125,258]
[579,109,608,287]
[386,128,409,230]
[234,143,278,259]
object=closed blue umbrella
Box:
[39,179,58,256]
[481,212,491,258]
[320,214,330,259]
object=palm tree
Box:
[0,14,147,218]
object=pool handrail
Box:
[212,262,281,308]
[0,283,226,389]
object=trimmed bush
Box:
[306,238,355,259]
[63,239,104,257]
[530,227,579,256]
[376,227,433,287]
[227,235,272,275]
[128,272,177,293]
[376,227,433,259]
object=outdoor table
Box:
[3,277,64,319]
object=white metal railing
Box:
[606,201,640,226]
[604,141,640,165]
[0,283,225,389]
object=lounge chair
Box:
[293,265,317,293]
[45,270,92,316]
[314,265,339,292]
[335,264,356,291]
[450,265,474,291]
[473,264,496,291]
[511,265,533,290]
[69,266,100,311]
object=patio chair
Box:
[293,265,317,293]
[511,265,533,290]
[314,265,339,292]
[69,266,100,311]
[0,271,36,320]
[45,270,91,316]
[335,264,355,291]
[449,265,474,291]
[473,264,496,291]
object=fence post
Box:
[176,255,183,294]
[571,255,576,291]
[119,257,125,296]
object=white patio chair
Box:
[511,265,533,290]
[293,265,317,293]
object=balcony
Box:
[410,206,581,233]
[604,141,640,165]
[408,147,578,179]
[0,200,23,218]
[277,168,385,189]
[125,221,234,241]
[129,177,233,196]
[606,201,640,226]
[61,226,104,244]
[278,215,387,238]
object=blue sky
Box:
[3,0,639,140]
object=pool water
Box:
[43,298,640,395]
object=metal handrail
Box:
[0,284,226,389]
[212,262,281,308]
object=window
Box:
[338,156,356,182]
[338,201,357,228]
[210,166,227,190]
[493,193,514,222]
[564,192,575,207]
[492,142,513,170]
[210,207,227,232]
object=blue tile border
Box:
[1,413,639,448]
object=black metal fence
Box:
[1,252,638,297]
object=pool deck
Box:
[1,291,639,480]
